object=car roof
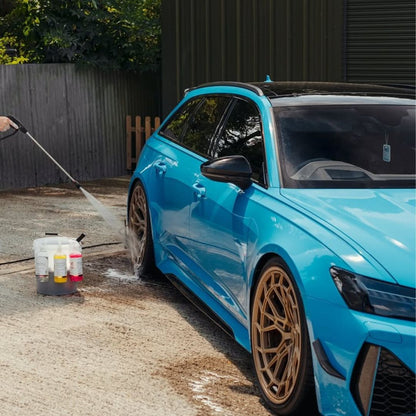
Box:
[188,81,416,100]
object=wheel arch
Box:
[249,252,277,310]
[127,177,142,220]
[249,248,305,317]
[127,176,155,233]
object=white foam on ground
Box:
[189,371,240,414]
[104,268,139,282]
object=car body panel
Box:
[188,177,253,324]
[281,188,416,287]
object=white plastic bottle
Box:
[35,244,49,283]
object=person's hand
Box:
[0,116,12,132]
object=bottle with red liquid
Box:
[69,241,83,282]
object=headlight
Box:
[330,267,416,322]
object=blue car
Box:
[128,81,415,416]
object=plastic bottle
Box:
[35,244,49,283]
[54,243,67,283]
[69,252,83,282]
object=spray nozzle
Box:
[76,233,86,243]
[7,115,27,133]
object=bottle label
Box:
[35,255,49,276]
[70,256,83,280]
[54,255,67,283]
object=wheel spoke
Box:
[261,341,287,370]
[265,296,282,322]
[260,323,278,333]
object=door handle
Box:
[192,182,206,199]
[154,161,167,175]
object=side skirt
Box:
[165,273,235,339]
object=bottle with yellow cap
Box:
[54,243,67,283]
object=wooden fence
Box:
[126,115,161,171]
[0,64,161,190]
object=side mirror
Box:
[200,155,252,190]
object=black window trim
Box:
[178,96,206,145]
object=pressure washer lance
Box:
[6,115,81,189]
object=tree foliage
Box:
[0,0,160,72]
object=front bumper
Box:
[351,343,415,416]
[307,297,415,416]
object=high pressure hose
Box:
[4,115,81,189]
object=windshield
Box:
[275,104,415,189]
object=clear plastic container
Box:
[33,236,82,295]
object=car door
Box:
[155,94,231,270]
[188,97,266,321]
[147,96,202,262]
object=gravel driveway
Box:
[0,178,273,416]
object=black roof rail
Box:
[184,81,415,100]
[377,83,416,91]
[185,81,264,96]
[250,81,416,99]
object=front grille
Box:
[351,344,416,416]
[369,348,416,416]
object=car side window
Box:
[160,97,202,142]
[215,99,266,185]
[182,96,231,157]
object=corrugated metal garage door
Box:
[161,0,345,116]
[346,0,415,85]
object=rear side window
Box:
[161,97,202,141]
[182,96,230,156]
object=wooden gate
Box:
[126,115,161,171]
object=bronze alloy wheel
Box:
[251,262,304,408]
[128,182,152,271]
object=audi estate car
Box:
[128,81,415,416]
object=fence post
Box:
[135,116,142,164]
[126,116,161,171]
[154,117,161,131]
[126,115,133,171]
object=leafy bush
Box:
[0,0,160,72]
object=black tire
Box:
[251,257,318,416]
[128,180,155,276]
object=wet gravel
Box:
[0,253,273,415]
